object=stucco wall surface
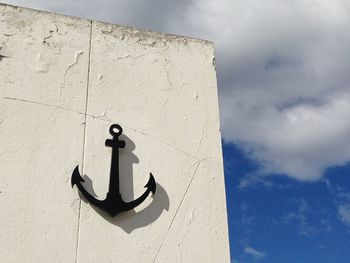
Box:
[0,3,230,263]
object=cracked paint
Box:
[153,161,201,263]
[177,204,195,262]
[0,116,7,125]
[195,118,208,158]
[123,125,197,158]
[60,51,84,98]
[1,96,108,122]
[70,198,81,216]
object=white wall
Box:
[0,3,230,262]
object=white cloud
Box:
[3,0,350,181]
[282,199,332,235]
[338,205,350,227]
[2,0,193,34]
[244,246,266,259]
[184,0,350,181]
[238,173,274,189]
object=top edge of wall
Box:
[0,2,215,47]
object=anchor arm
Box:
[123,173,156,211]
[71,166,104,207]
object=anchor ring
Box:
[109,124,123,137]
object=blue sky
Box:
[224,142,350,262]
[3,1,350,261]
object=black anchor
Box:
[71,124,156,217]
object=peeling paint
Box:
[115,53,146,60]
[60,51,84,97]
[0,46,8,61]
[65,51,84,72]
[97,21,212,46]
[162,98,169,120]
[3,32,17,37]
[0,54,7,61]
[42,34,52,46]
[54,24,68,35]
[35,53,49,73]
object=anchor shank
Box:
[105,135,125,195]
[108,146,120,194]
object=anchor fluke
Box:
[145,173,156,196]
[71,165,85,187]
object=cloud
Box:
[321,182,350,229]
[4,0,350,181]
[2,0,193,34]
[184,0,350,181]
[244,246,266,259]
[338,205,350,227]
[282,199,332,235]
[238,173,274,189]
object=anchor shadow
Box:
[79,134,169,233]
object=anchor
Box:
[71,124,156,217]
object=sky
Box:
[3,0,350,262]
